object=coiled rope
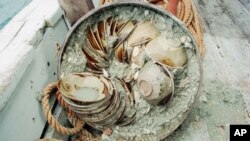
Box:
[41,83,99,140]
[177,0,205,57]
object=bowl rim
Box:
[58,73,113,104]
[57,1,202,78]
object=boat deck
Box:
[168,0,250,140]
[0,0,250,140]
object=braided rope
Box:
[177,1,184,19]
[182,0,191,25]
[191,0,204,57]
[77,130,101,141]
[55,91,100,140]
[41,83,102,140]
[42,82,83,135]
[171,0,205,57]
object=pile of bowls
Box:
[58,72,136,130]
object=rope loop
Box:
[42,82,84,135]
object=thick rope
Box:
[41,82,101,140]
[177,0,205,57]
[55,91,100,141]
[42,82,83,135]
[76,130,101,141]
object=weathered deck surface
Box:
[41,0,250,140]
[167,0,250,140]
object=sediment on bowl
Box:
[57,2,201,140]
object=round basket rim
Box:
[57,1,203,140]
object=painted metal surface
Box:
[0,18,68,141]
[0,0,68,140]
